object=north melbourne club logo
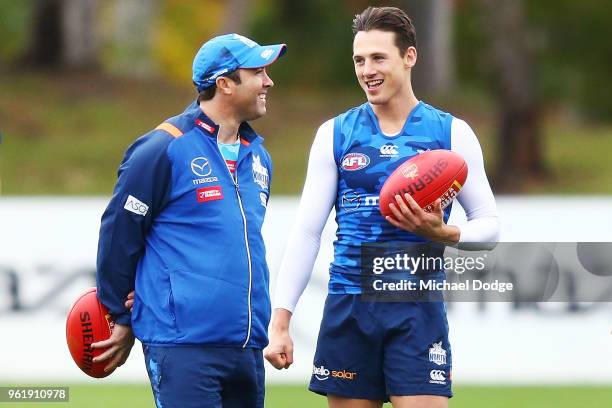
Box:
[252,155,269,190]
[429,342,447,366]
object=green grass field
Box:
[2,385,611,407]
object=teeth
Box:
[366,80,383,88]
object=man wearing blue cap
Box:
[92,33,286,408]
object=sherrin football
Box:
[379,150,468,217]
[66,287,114,378]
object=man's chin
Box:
[366,95,386,105]
[244,109,266,122]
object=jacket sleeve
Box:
[96,131,174,325]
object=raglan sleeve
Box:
[96,131,174,325]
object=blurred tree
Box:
[527,0,612,120]
[0,0,36,66]
[478,0,544,191]
[250,0,355,88]
[219,0,252,34]
[19,0,62,67]
[396,0,456,95]
[62,0,98,68]
[153,0,223,84]
[457,0,612,120]
[20,0,99,69]
[106,0,160,77]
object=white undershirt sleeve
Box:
[450,118,500,249]
[273,119,337,313]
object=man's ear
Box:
[216,76,234,95]
[404,46,417,69]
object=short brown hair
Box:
[198,70,242,102]
[352,6,417,56]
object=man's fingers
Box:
[285,350,294,366]
[395,194,412,215]
[264,347,289,370]
[277,354,288,369]
[385,216,401,229]
[92,345,115,363]
[104,351,126,373]
[104,356,120,373]
[388,202,406,223]
[270,354,287,370]
[125,291,135,311]
[91,339,114,350]
[433,199,443,216]
[403,193,424,216]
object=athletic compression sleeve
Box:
[451,118,500,248]
[274,119,337,313]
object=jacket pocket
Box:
[168,269,248,343]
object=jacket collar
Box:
[186,100,261,145]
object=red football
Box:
[379,150,468,217]
[66,287,114,378]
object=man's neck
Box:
[370,87,419,135]
[199,100,241,144]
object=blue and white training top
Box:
[330,101,453,293]
[274,101,499,311]
[97,101,273,348]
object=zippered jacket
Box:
[96,101,273,348]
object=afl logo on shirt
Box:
[341,153,370,171]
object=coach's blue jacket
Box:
[96,101,272,348]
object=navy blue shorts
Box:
[143,345,265,408]
[309,294,452,401]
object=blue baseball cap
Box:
[192,33,287,92]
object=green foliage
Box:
[0,0,35,63]
[1,0,610,119]
[153,0,224,84]
[527,0,612,120]
[1,72,611,195]
[456,0,612,121]
[249,0,356,89]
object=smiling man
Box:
[265,6,499,408]
[93,33,286,408]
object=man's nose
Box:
[263,71,274,87]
